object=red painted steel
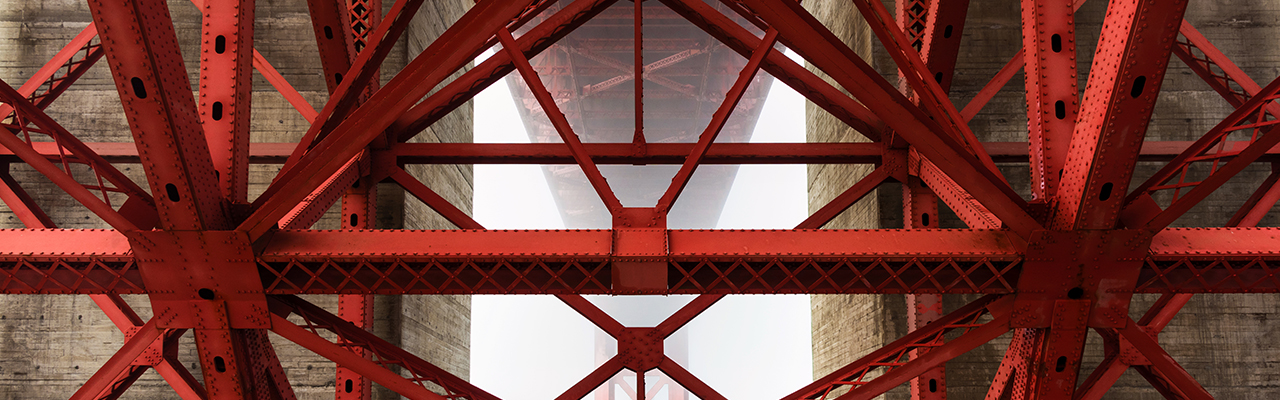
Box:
[1021,0,1078,201]
[5,0,1280,397]
[1052,0,1188,230]
[89,0,229,231]
[197,0,255,203]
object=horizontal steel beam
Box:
[0,228,1275,295]
[4,141,1276,165]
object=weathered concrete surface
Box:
[0,0,474,398]
[809,0,1280,399]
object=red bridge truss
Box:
[0,0,1276,398]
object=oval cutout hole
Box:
[1098,182,1113,201]
[1055,356,1067,372]
[352,180,360,189]
[1055,100,1066,119]
[334,73,343,85]
[214,35,226,54]
[929,378,938,392]
[1130,76,1146,98]
[214,356,226,373]
[324,26,334,40]
[197,288,215,300]
[165,183,180,202]
[212,102,223,121]
[921,213,931,227]
[345,379,354,393]
[130,77,147,99]
[934,72,943,83]
[349,214,359,227]
[1051,34,1062,53]
[1067,286,1084,299]
[943,25,953,39]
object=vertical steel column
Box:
[337,175,377,400]
[1021,0,1077,201]
[197,0,254,203]
[334,1,380,396]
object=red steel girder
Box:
[1173,21,1266,110]
[243,0,561,240]
[3,228,1279,295]
[1124,74,1280,230]
[268,295,501,400]
[89,0,229,230]
[737,0,1041,238]
[555,294,727,400]
[0,23,103,118]
[650,0,887,141]
[389,0,623,143]
[1022,0,1079,201]
[4,140,1278,165]
[1051,0,1188,230]
[783,295,1012,400]
[196,0,255,203]
[0,79,157,231]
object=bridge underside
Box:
[0,0,1277,398]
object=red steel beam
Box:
[0,81,150,231]
[781,295,1011,400]
[1051,0,1188,230]
[2,140,1277,165]
[855,0,1002,178]
[660,0,886,141]
[738,0,1042,238]
[0,23,102,118]
[1125,75,1280,230]
[0,166,56,228]
[270,295,501,400]
[1173,21,1267,109]
[654,30,777,214]
[389,0,625,143]
[241,0,547,240]
[288,0,423,167]
[0,226,1274,294]
[1022,0,1079,201]
[197,0,255,203]
[70,319,163,399]
[796,165,893,229]
[89,0,228,230]
[336,171,377,400]
[2,228,1279,294]
[389,166,485,230]
[500,26,625,214]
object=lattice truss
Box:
[0,0,1276,398]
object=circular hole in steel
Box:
[198,288,215,300]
